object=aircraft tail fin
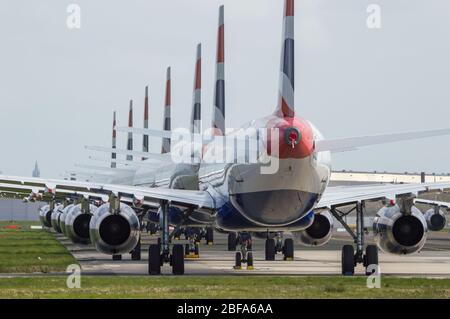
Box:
[212,5,225,135]
[111,111,117,168]
[127,100,134,161]
[191,43,202,134]
[143,86,149,159]
[162,67,171,154]
[275,0,295,118]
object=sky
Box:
[0,0,449,178]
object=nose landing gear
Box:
[205,227,214,245]
[184,228,201,259]
[234,233,253,270]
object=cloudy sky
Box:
[0,0,449,178]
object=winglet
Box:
[275,0,295,118]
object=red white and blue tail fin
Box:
[127,100,134,161]
[111,111,117,168]
[191,44,202,134]
[212,5,225,135]
[142,86,149,160]
[162,67,172,154]
[276,0,295,118]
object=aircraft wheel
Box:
[247,252,254,270]
[148,244,161,275]
[205,227,214,245]
[112,254,122,261]
[184,244,190,256]
[147,223,157,235]
[283,238,294,261]
[365,245,379,275]
[341,245,355,276]
[131,238,141,261]
[194,243,200,256]
[157,237,162,248]
[173,228,182,240]
[265,239,276,261]
[228,232,237,251]
[172,244,185,275]
[234,252,242,269]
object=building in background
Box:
[32,161,40,177]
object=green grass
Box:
[0,221,78,273]
[0,221,448,298]
[0,276,448,299]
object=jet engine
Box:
[89,202,140,255]
[59,204,75,236]
[293,211,334,246]
[65,204,97,244]
[50,204,64,233]
[373,204,427,255]
[424,208,447,231]
[39,205,52,228]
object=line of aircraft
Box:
[1,0,449,275]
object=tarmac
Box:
[58,230,450,277]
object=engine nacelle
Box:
[59,204,75,236]
[50,204,64,233]
[89,202,140,255]
[373,205,427,255]
[293,211,334,246]
[65,204,96,245]
[424,208,447,231]
[39,205,52,228]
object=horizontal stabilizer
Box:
[115,126,257,147]
[88,156,161,166]
[74,164,136,173]
[315,128,450,153]
[116,126,172,139]
[66,170,116,177]
[85,145,169,161]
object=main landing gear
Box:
[148,201,184,275]
[265,233,294,261]
[330,201,379,276]
[234,232,253,270]
[228,232,238,251]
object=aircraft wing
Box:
[317,182,450,208]
[414,198,450,209]
[0,175,216,210]
[315,128,450,153]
